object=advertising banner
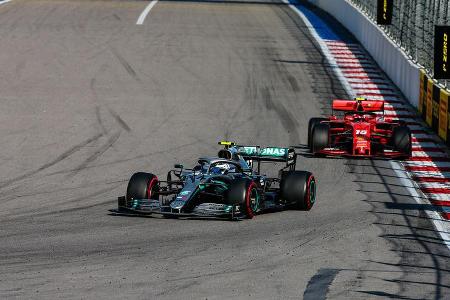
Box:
[419,70,426,116]
[434,26,450,79]
[426,79,434,126]
[439,89,449,141]
[377,0,393,25]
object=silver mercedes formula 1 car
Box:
[112,142,316,220]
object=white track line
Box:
[412,171,450,177]
[411,142,443,148]
[404,161,450,167]
[136,0,158,25]
[283,0,450,250]
[411,133,435,139]
[350,83,392,89]
[419,182,450,189]
[424,193,450,201]
[412,151,447,158]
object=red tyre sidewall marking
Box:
[245,182,256,218]
[305,175,314,210]
[147,177,158,199]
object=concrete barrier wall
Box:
[306,0,420,108]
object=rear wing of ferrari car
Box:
[332,99,384,113]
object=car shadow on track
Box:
[107,210,237,222]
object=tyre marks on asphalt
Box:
[106,107,131,132]
[287,75,300,92]
[67,131,121,178]
[66,104,127,177]
[95,105,108,134]
[82,67,132,176]
[261,86,300,143]
[110,47,141,83]
[0,133,103,191]
[91,77,132,133]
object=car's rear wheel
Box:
[392,126,412,158]
[126,172,159,208]
[226,178,259,219]
[281,171,316,210]
[311,123,329,154]
[308,118,327,149]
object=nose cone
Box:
[354,144,370,156]
[170,199,184,210]
[353,123,371,156]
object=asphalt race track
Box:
[0,1,449,299]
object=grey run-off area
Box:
[0,0,448,299]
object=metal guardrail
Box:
[349,0,449,88]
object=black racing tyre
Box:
[126,172,159,207]
[281,171,316,210]
[308,118,327,149]
[226,178,259,219]
[311,123,329,153]
[392,126,412,158]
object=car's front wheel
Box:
[226,178,259,219]
[311,123,329,154]
[126,172,159,208]
[308,118,327,149]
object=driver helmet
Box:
[355,97,367,112]
[354,96,367,101]
[211,163,233,175]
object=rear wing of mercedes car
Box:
[219,141,297,173]
[332,99,384,113]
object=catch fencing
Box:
[349,0,449,88]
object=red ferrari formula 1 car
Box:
[308,97,412,158]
